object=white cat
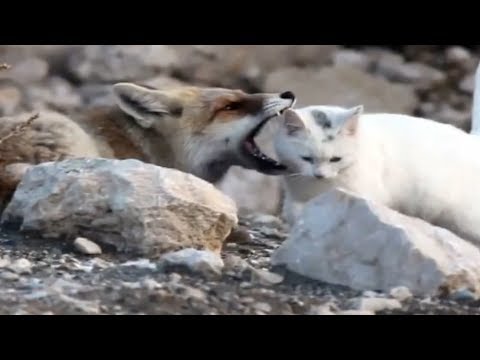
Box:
[274,102,480,246]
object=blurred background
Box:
[1,45,478,215]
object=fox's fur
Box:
[0,83,295,209]
[274,102,480,247]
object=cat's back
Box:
[359,113,465,138]
[357,112,478,154]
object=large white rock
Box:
[271,189,480,297]
[1,158,238,256]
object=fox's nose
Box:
[280,91,296,101]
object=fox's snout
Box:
[279,91,296,101]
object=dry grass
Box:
[0,112,39,146]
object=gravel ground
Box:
[1,215,479,315]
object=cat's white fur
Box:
[471,62,480,135]
[274,103,480,246]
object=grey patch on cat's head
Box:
[323,135,335,142]
[311,110,331,129]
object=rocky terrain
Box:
[2,214,480,315]
[2,45,480,315]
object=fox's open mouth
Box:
[242,108,289,173]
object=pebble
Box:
[337,310,375,315]
[240,297,255,304]
[0,271,20,281]
[73,237,102,255]
[0,257,10,268]
[8,258,32,274]
[168,273,182,283]
[223,254,250,273]
[142,278,162,291]
[181,286,207,301]
[362,290,382,298]
[225,228,252,244]
[249,268,284,286]
[120,259,157,270]
[459,73,475,94]
[333,49,372,71]
[389,286,413,302]
[253,302,272,313]
[161,248,224,275]
[349,297,402,313]
[450,288,478,303]
[308,304,336,315]
[445,46,472,69]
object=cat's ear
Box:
[283,109,305,136]
[340,105,363,135]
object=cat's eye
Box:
[330,157,342,163]
[302,156,314,163]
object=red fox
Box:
[0,82,296,209]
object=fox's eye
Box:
[302,156,314,163]
[224,102,241,111]
[330,157,342,163]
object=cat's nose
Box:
[280,91,296,101]
[314,174,324,179]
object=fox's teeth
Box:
[276,111,281,117]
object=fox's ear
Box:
[340,105,363,135]
[283,109,305,136]
[112,83,171,128]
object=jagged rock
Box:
[272,188,480,297]
[2,158,238,256]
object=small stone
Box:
[249,268,284,286]
[337,310,375,316]
[223,254,250,273]
[450,288,478,302]
[0,257,10,268]
[307,304,336,315]
[142,278,161,291]
[240,297,255,304]
[0,271,20,281]
[8,258,32,274]
[459,73,475,94]
[181,286,207,301]
[88,258,113,269]
[333,49,372,71]
[362,290,382,298]
[253,302,272,313]
[225,227,252,244]
[240,282,252,289]
[121,281,142,289]
[120,259,157,270]
[161,248,224,275]
[389,286,413,302]
[418,102,437,116]
[445,46,472,69]
[168,273,182,283]
[74,237,102,255]
[350,297,402,313]
[251,214,283,227]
